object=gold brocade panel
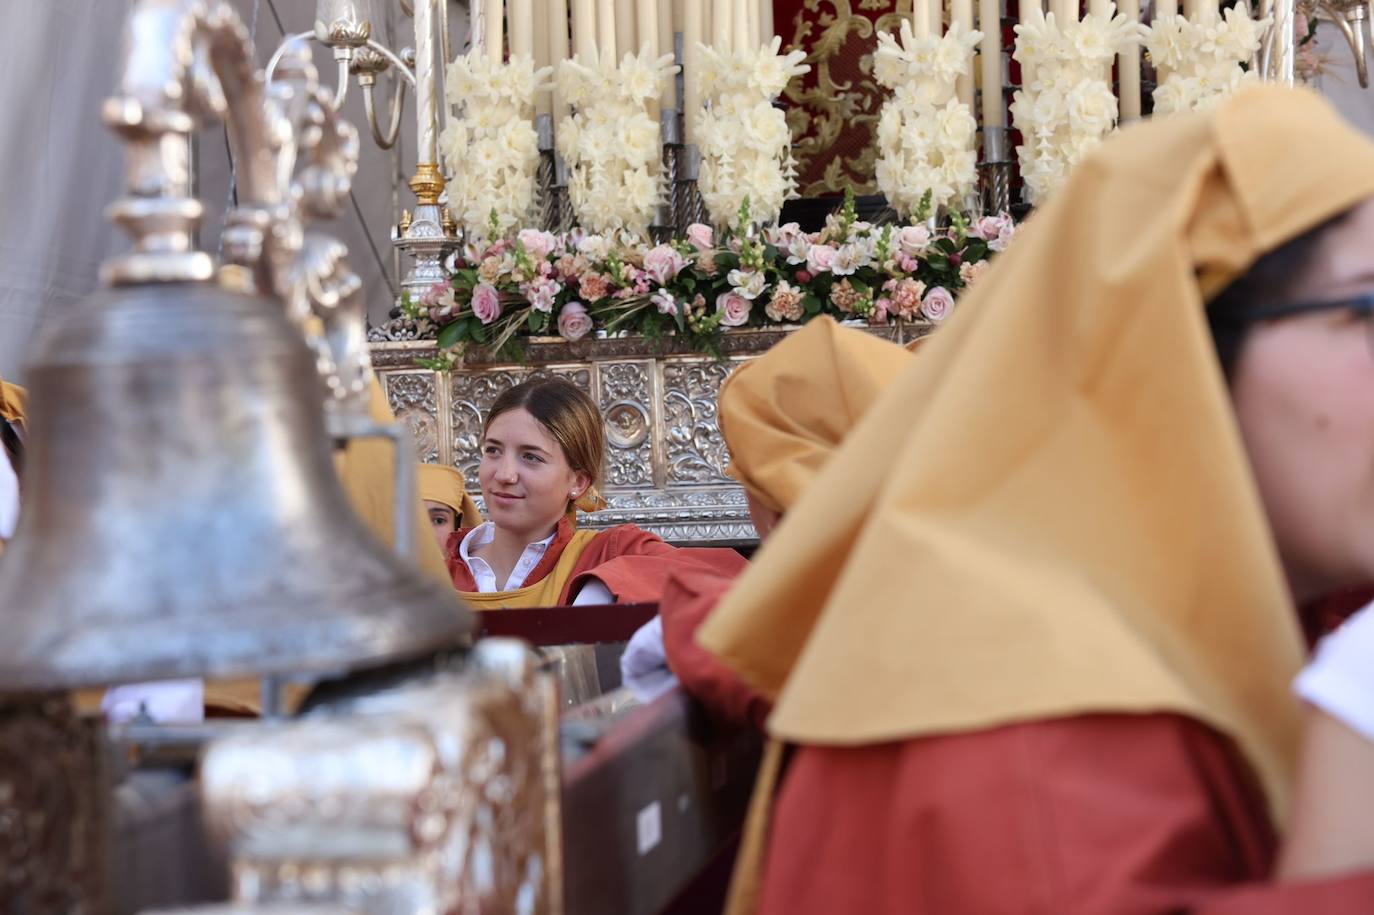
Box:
[779,0,916,196]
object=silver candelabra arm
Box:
[103,0,374,427]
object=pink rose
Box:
[806,243,838,275]
[972,214,1016,252]
[643,244,689,284]
[557,301,593,341]
[517,228,556,261]
[897,225,932,258]
[716,291,752,327]
[686,223,714,251]
[920,286,955,323]
[471,282,502,324]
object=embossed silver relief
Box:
[661,359,738,486]
[382,373,441,464]
[597,362,654,488]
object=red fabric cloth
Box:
[446,516,748,604]
[660,568,772,730]
[756,713,1374,915]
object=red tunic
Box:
[658,571,1374,913]
[447,517,748,605]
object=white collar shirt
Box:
[458,521,557,592]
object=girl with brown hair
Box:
[446,376,746,609]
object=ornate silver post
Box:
[675,143,709,234]
[655,107,681,242]
[537,113,559,232]
[981,125,1012,216]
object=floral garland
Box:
[694,37,810,226]
[1010,8,1144,203]
[555,49,677,237]
[439,51,549,240]
[873,20,982,218]
[1145,8,1270,114]
[404,192,1017,366]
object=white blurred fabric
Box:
[102,679,206,725]
[621,615,678,704]
[1295,601,1374,742]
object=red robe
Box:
[658,571,1374,914]
[447,516,748,605]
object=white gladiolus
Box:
[1010,7,1145,203]
[1145,9,1270,115]
[440,51,550,240]
[556,48,678,237]
[694,37,810,226]
[872,21,981,218]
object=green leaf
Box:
[803,293,822,315]
[471,321,489,344]
[436,319,467,350]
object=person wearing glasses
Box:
[694,86,1374,913]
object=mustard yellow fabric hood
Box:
[720,317,913,514]
[417,462,483,529]
[699,86,1374,822]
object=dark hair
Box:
[1206,214,1346,380]
[483,377,605,491]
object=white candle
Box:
[416,0,437,163]
[979,0,1003,127]
[573,0,596,58]
[712,0,732,50]
[954,0,974,106]
[511,0,533,58]
[485,0,505,64]
[761,0,774,41]
[1054,0,1076,22]
[930,0,944,35]
[1019,0,1042,20]
[734,0,751,50]
[684,0,702,142]
[914,0,932,37]
[657,0,675,108]
[597,0,616,59]
[1156,0,1178,13]
[1118,0,1141,119]
[617,0,637,57]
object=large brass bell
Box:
[0,0,470,693]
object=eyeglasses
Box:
[1228,291,1374,325]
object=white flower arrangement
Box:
[1145,7,1270,114]
[556,48,677,237]
[1010,8,1145,203]
[439,51,550,240]
[873,20,983,218]
[694,37,810,226]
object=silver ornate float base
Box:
[370,326,931,545]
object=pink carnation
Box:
[557,301,594,341]
[471,282,502,325]
[578,271,611,302]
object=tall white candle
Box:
[549,0,571,119]
[953,0,974,106]
[1118,0,1141,119]
[684,0,703,142]
[761,0,774,41]
[573,0,596,58]
[979,0,1003,127]
[511,0,534,58]
[1054,0,1076,23]
[914,0,933,37]
[712,0,732,50]
[617,0,637,57]
[657,0,675,108]
[485,0,505,64]
[734,0,752,49]
[930,0,944,35]
[597,0,616,59]
[416,0,437,163]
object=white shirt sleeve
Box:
[571,577,616,606]
[0,440,18,539]
[101,679,206,725]
[1294,601,1374,742]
